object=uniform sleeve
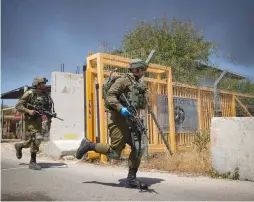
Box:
[105,77,129,112]
[15,91,31,114]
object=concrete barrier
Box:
[211,117,254,181]
[44,72,85,158]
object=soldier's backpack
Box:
[102,70,135,110]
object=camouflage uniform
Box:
[14,76,53,170]
[76,59,149,190]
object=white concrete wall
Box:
[50,72,85,141]
[211,117,254,181]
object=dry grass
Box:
[141,147,212,175]
[141,130,212,175]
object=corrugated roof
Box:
[1,85,51,99]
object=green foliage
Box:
[219,78,254,95]
[209,167,240,180]
[107,16,254,96]
[120,17,219,84]
[233,167,240,180]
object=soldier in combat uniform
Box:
[14,76,53,170]
[76,58,150,190]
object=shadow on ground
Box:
[19,162,68,169]
[83,177,165,193]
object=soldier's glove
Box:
[120,107,131,116]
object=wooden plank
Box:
[157,75,161,144]
[101,52,169,70]
[174,95,198,100]
[151,82,158,145]
[92,69,168,85]
[145,77,167,85]
[231,95,236,116]
[167,68,176,151]
[102,58,166,74]
[197,88,202,131]
[235,96,253,117]
[87,53,100,62]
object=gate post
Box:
[167,68,176,151]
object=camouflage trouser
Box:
[94,115,145,169]
[22,117,44,153]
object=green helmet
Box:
[32,76,48,86]
[128,58,148,70]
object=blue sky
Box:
[1,0,254,106]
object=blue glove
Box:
[120,107,131,116]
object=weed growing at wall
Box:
[209,167,240,180]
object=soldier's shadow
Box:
[83,177,164,194]
[19,162,68,169]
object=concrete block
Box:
[43,72,85,158]
[43,140,82,158]
[211,117,254,181]
[50,72,85,141]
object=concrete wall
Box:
[50,72,85,140]
[44,72,84,158]
[211,117,254,181]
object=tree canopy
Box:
[106,16,254,95]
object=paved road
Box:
[1,143,254,201]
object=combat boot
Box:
[14,143,23,159]
[76,138,96,159]
[125,167,148,190]
[29,152,41,170]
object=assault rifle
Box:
[120,93,148,156]
[27,103,64,121]
[120,93,173,156]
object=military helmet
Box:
[128,58,148,71]
[32,76,48,86]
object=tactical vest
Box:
[26,89,53,113]
[127,78,148,110]
[102,73,148,110]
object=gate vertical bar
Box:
[197,88,202,131]
[83,64,87,138]
[96,54,107,163]
[85,58,94,142]
[167,68,176,152]
[231,94,236,116]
